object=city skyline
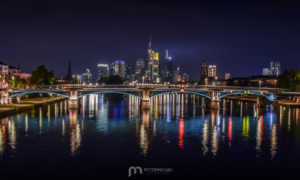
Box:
[1,0,300,80]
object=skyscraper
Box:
[173,66,180,82]
[125,64,134,82]
[262,61,281,76]
[182,72,189,82]
[146,36,160,83]
[111,60,126,78]
[135,58,145,82]
[200,61,208,80]
[83,68,92,84]
[166,57,174,82]
[159,49,169,82]
[98,64,109,80]
[270,61,281,76]
[208,65,217,78]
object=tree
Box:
[30,65,56,85]
[7,76,26,88]
[99,75,124,84]
[278,69,300,91]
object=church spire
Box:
[65,60,72,81]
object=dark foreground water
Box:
[0,94,300,179]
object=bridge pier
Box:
[210,100,220,110]
[210,90,220,110]
[139,87,154,110]
[68,89,79,109]
[0,90,11,104]
[271,100,278,108]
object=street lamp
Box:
[259,80,262,90]
[142,76,145,85]
[72,75,75,87]
[12,76,15,88]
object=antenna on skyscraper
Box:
[148,35,152,49]
[165,49,169,59]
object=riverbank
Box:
[0,97,67,118]
[278,100,300,107]
[225,96,300,107]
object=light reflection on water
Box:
[0,93,300,177]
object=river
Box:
[0,94,300,179]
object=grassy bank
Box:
[0,96,67,118]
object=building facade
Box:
[0,61,9,77]
[208,65,217,78]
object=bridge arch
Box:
[218,91,276,101]
[77,91,142,99]
[150,90,213,100]
[9,91,70,98]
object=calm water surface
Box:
[0,94,300,179]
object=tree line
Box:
[278,69,300,91]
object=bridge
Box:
[0,84,279,109]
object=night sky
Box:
[1,0,300,80]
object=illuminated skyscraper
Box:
[83,68,92,84]
[173,66,180,82]
[98,64,109,80]
[125,64,134,81]
[135,58,145,82]
[182,72,189,82]
[208,65,217,78]
[270,61,281,76]
[111,60,126,78]
[159,49,170,82]
[262,61,281,76]
[201,61,208,80]
[146,36,160,83]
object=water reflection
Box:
[0,117,17,155]
[69,109,81,156]
[0,93,299,162]
[139,109,150,155]
[178,117,184,149]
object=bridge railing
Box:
[7,84,283,91]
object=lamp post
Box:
[72,75,75,87]
[12,76,15,88]
[259,80,262,90]
[142,76,145,85]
